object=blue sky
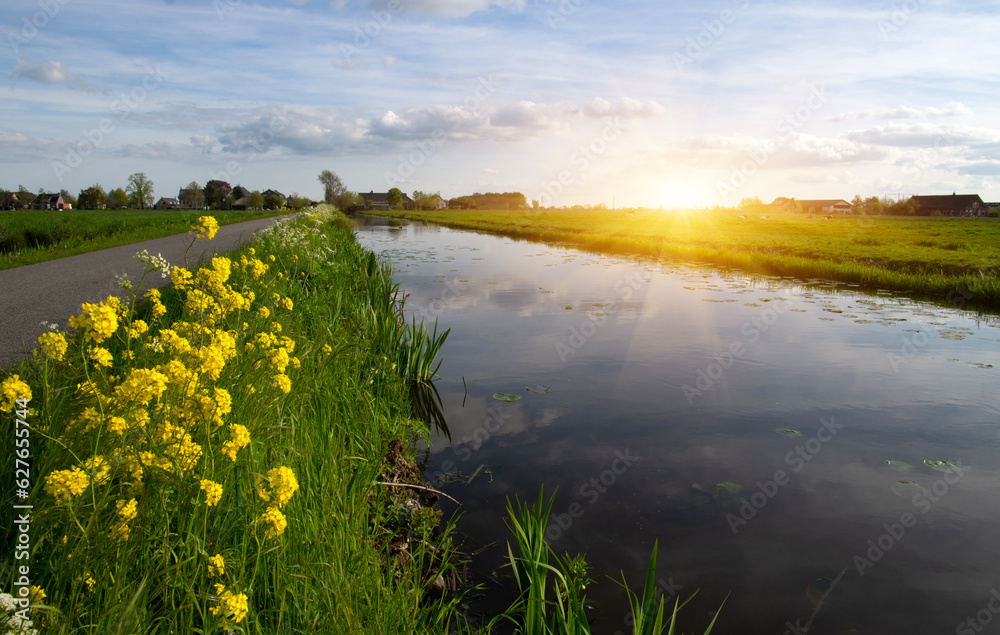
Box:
[2,0,999,207]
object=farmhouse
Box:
[154,197,180,209]
[34,193,71,210]
[262,189,286,202]
[795,199,852,214]
[909,194,987,217]
[429,194,448,210]
[360,191,414,210]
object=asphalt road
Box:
[0,215,290,370]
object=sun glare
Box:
[649,177,714,210]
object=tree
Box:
[180,181,205,208]
[850,195,864,215]
[387,187,403,209]
[318,170,346,205]
[126,173,154,209]
[336,191,361,211]
[863,196,882,216]
[78,184,107,209]
[739,196,764,210]
[263,194,285,209]
[249,190,264,210]
[108,188,128,209]
[203,180,231,209]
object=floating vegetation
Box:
[493,393,522,402]
[525,385,552,393]
[891,481,923,497]
[886,460,911,473]
[924,460,959,474]
[774,428,803,438]
[693,482,747,507]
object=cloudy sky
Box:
[2,0,999,208]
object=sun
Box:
[648,176,715,209]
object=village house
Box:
[795,199,853,214]
[909,194,987,217]
[360,191,414,210]
[34,193,71,210]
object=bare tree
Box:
[318,170,346,205]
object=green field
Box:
[372,208,1000,312]
[0,208,288,271]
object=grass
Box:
[371,208,1000,312]
[0,207,463,632]
[0,208,289,271]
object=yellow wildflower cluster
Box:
[145,288,167,319]
[110,498,138,542]
[43,467,90,503]
[67,298,120,344]
[211,584,248,625]
[207,554,225,577]
[256,466,298,538]
[220,424,250,461]
[1,374,31,412]
[88,346,114,368]
[35,331,68,362]
[200,479,223,507]
[190,215,219,240]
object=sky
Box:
[2,0,999,208]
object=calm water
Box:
[353,215,1000,635]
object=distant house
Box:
[795,199,852,215]
[430,194,448,210]
[262,189,286,202]
[34,193,70,210]
[909,194,987,217]
[231,186,251,200]
[360,191,414,210]
[155,197,180,209]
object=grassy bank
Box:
[0,208,464,632]
[373,208,1000,312]
[0,208,288,271]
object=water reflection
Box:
[353,216,1000,634]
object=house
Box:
[155,197,180,209]
[231,186,251,200]
[360,191,414,210]
[262,189,286,202]
[430,194,448,210]
[909,194,987,217]
[34,193,70,210]
[178,188,205,208]
[795,199,852,215]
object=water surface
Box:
[354,216,1000,634]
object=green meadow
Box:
[373,208,1000,312]
[0,209,288,271]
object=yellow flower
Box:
[321,344,332,355]
[110,498,138,542]
[116,498,138,521]
[114,368,169,407]
[248,247,255,256]
[208,554,225,577]
[84,573,96,593]
[271,373,291,394]
[1,374,32,412]
[190,215,219,240]
[35,331,68,361]
[44,467,90,503]
[170,265,193,290]
[282,297,294,311]
[83,455,111,486]
[88,346,114,367]
[257,306,270,320]
[220,424,250,461]
[67,298,119,343]
[29,585,46,610]
[200,479,223,507]
[211,584,248,624]
[266,466,299,507]
[258,505,287,538]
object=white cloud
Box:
[832,102,973,122]
[367,0,525,17]
[581,97,665,119]
[12,58,99,93]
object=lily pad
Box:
[886,460,911,474]
[525,385,552,394]
[924,460,958,474]
[712,482,748,507]
[774,428,803,438]
[493,393,522,402]
[891,481,922,498]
